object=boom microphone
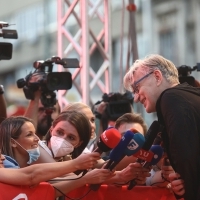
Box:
[127,120,161,190]
[74,127,121,176]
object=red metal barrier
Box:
[0,182,177,200]
[0,182,54,200]
[67,185,176,200]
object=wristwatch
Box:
[0,85,4,95]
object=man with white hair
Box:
[123,54,200,200]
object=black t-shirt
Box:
[156,83,200,200]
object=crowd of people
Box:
[0,53,199,200]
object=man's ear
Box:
[10,139,17,148]
[154,70,163,86]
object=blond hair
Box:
[123,54,179,91]
[62,102,90,112]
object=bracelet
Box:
[0,85,4,95]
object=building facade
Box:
[0,0,200,125]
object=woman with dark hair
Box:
[44,110,91,161]
[62,102,97,152]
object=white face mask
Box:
[50,136,74,158]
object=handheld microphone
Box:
[93,127,122,154]
[128,145,163,189]
[109,132,145,171]
[142,145,163,168]
[90,130,134,191]
[74,127,121,176]
[104,130,134,170]
[127,120,161,190]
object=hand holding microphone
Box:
[128,144,163,189]
[90,129,145,191]
[127,120,161,190]
[89,129,134,191]
[108,131,145,171]
[102,130,134,170]
[74,127,121,176]
[93,127,121,154]
[161,156,174,182]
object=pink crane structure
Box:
[57,0,112,109]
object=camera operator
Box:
[23,90,60,164]
[92,91,134,159]
[24,90,60,140]
[93,91,134,134]
[0,85,7,123]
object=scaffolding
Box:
[57,0,112,109]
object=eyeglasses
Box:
[131,71,154,95]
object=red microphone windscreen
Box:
[100,128,121,148]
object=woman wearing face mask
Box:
[44,110,91,161]
[62,102,97,152]
[60,103,107,169]
[41,109,150,189]
[0,116,40,167]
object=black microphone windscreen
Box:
[96,137,111,153]
[142,121,160,150]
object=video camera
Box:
[0,21,18,60]
[93,92,134,120]
[17,56,79,108]
[177,64,200,87]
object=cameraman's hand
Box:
[34,90,41,100]
[73,152,100,171]
[94,102,107,115]
[24,89,41,128]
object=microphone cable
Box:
[53,185,92,200]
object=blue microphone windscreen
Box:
[149,145,163,165]
[109,130,133,162]
[124,133,145,156]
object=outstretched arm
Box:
[52,168,114,197]
[0,152,100,186]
